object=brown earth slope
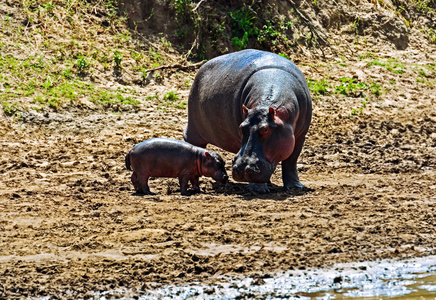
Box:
[0,0,435,298]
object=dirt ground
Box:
[1,21,436,300]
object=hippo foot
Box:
[181,190,198,196]
[180,187,200,196]
[134,190,155,196]
[248,183,270,194]
[284,181,306,190]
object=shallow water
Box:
[122,255,436,300]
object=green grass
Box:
[415,0,434,13]
[335,78,370,96]
[413,63,435,86]
[308,78,331,95]
[0,0,179,117]
[91,90,139,107]
[34,80,92,108]
[146,94,159,101]
[163,91,180,101]
[366,59,406,74]
[349,101,368,117]
[307,76,382,98]
[162,91,186,109]
[0,54,140,114]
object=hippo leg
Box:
[282,135,307,189]
[179,175,191,196]
[131,172,142,193]
[136,174,153,195]
[190,176,200,193]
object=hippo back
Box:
[184,49,311,154]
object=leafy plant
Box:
[258,20,282,45]
[175,100,187,109]
[113,50,122,68]
[62,69,73,80]
[350,101,367,116]
[232,33,250,50]
[229,6,258,50]
[357,52,374,60]
[174,0,192,18]
[163,91,180,101]
[154,73,162,82]
[371,82,381,96]
[75,56,90,73]
[33,56,45,69]
[104,0,119,20]
[352,17,360,34]
[40,2,56,14]
[335,78,369,97]
[425,28,436,44]
[173,0,193,40]
[415,0,434,13]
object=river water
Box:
[96,255,436,300]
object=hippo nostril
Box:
[245,165,261,175]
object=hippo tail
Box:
[125,150,132,171]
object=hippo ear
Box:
[268,107,275,118]
[242,105,249,116]
[204,151,212,161]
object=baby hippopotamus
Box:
[125,138,228,195]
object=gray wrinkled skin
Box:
[125,138,228,195]
[184,49,312,191]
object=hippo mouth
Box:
[213,172,229,183]
[231,159,274,183]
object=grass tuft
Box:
[0,0,174,117]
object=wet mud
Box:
[140,255,436,299]
[1,51,436,298]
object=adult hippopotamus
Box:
[125,138,228,195]
[183,49,312,192]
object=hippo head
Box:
[202,151,228,183]
[232,105,295,183]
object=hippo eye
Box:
[259,126,270,136]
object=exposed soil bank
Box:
[1,69,435,298]
[1,1,436,298]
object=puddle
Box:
[95,255,436,299]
